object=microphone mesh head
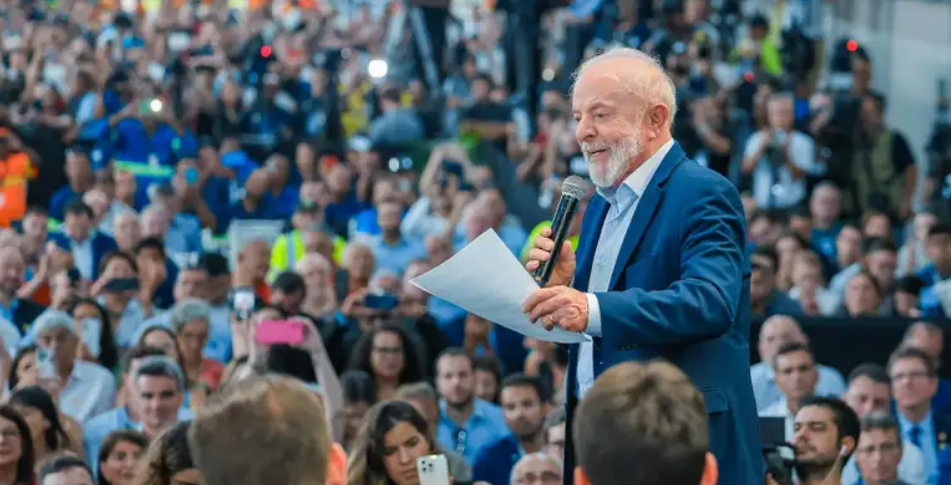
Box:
[562,175,590,200]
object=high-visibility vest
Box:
[0,153,36,227]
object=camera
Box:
[763,444,796,485]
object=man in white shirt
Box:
[34,311,116,423]
[759,341,819,441]
[752,315,846,410]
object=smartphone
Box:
[81,318,102,358]
[184,166,199,185]
[233,287,256,315]
[104,278,140,293]
[417,455,450,485]
[140,98,163,115]
[255,320,305,345]
[442,160,463,176]
[37,347,57,380]
[167,32,191,52]
[364,293,400,311]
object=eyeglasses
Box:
[857,442,900,456]
[890,371,932,382]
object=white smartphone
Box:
[167,32,191,52]
[81,318,102,358]
[417,455,450,485]
[37,347,57,380]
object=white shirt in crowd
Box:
[744,130,824,209]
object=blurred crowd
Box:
[0,0,943,484]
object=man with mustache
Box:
[523,46,760,485]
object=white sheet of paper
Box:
[412,229,591,344]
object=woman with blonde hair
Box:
[133,421,203,485]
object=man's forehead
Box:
[795,406,834,424]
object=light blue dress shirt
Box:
[578,139,673,398]
[436,398,508,465]
[141,304,232,363]
[59,360,117,423]
[84,405,194,476]
[749,361,846,411]
[897,409,939,485]
[72,237,95,281]
[366,235,427,277]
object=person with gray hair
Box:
[395,381,473,483]
[168,298,224,392]
[510,452,563,485]
[131,355,187,439]
[32,310,116,423]
[852,413,913,485]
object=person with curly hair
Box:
[133,421,202,485]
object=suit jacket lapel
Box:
[573,196,608,292]
[608,143,687,289]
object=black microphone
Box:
[534,175,590,287]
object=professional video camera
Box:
[814,39,864,148]
[779,27,815,87]
[763,444,797,485]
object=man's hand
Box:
[521,285,589,332]
[525,227,576,287]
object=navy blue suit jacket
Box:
[48,231,119,281]
[564,143,762,485]
[472,434,521,485]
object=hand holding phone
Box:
[417,455,451,485]
[255,320,305,345]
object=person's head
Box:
[348,325,423,387]
[199,254,231,305]
[69,297,118,369]
[790,250,824,294]
[860,92,886,128]
[83,189,110,227]
[571,47,676,189]
[844,364,892,418]
[500,374,551,443]
[22,207,49,247]
[8,386,69,454]
[34,311,79,368]
[136,422,203,485]
[63,200,94,242]
[237,240,271,283]
[189,374,347,485]
[340,371,378,448]
[131,356,186,434]
[65,150,92,190]
[926,224,951,273]
[888,346,939,414]
[98,430,148,485]
[113,210,142,253]
[774,342,818,404]
[140,206,172,240]
[543,407,567,461]
[38,454,94,485]
[572,361,716,485]
[377,201,404,238]
[435,349,474,410]
[792,397,860,480]
[295,253,335,303]
[913,211,939,242]
[894,277,925,318]
[472,355,503,403]
[170,299,212,363]
[114,170,137,204]
[903,321,944,360]
[836,224,863,267]
[862,237,898,292]
[0,245,25,298]
[174,265,209,302]
[270,272,307,316]
[809,182,841,227]
[511,453,563,485]
[855,413,903,485]
[395,382,438,428]
[766,92,795,131]
[99,252,139,291]
[9,346,40,392]
[758,315,807,366]
[748,209,785,247]
[136,326,182,363]
[120,345,167,392]
[0,405,34,484]
[844,271,882,317]
[347,400,437,485]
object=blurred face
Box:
[905,327,944,359]
[175,269,208,301]
[546,422,566,461]
[845,376,891,417]
[382,422,430,485]
[0,247,25,295]
[914,213,938,241]
[134,375,183,430]
[866,250,897,291]
[845,274,880,316]
[512,455,562,485]
[860,97,884,126]
[64,211,91,242]
[926,233,951,272]
[178,319,210,360]
[855,428,902,484]
[378,202,403,233]
[23,212,48,243]
[42,466,95,485]
[775,350,818,402]
[241,242,271,281]
[115,170,137,202]
[895,291,920,318]
[100,440,144,485]
[142,209,171,238]
[836,227,862,266]
[750,255,776,302]
[791,260,822,293]
[14,351,38,389]
[114,214,142,251]
[270,289,304,316]
[749,218,782,247]
[370,331,404,381]
[890,357,938,411]
[500,385,547,441]
[143,330,179,361]
[793,405,841,467]
[66,153,91,187]
[346,246,375,279]
[474,369,499,403]
[11,404,47,447]
[767,97,794,131]
[407,398,438,427]
[0,417,23,467]
[38,327,77,365]
[864,215,890,239]
[297,258,331,298]
[436,355,474,408]
[342,400,370,444]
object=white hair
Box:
[510,453,564,485]
[572,47,679,128]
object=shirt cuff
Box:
[585,293,602,337]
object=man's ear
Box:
[574,466,592,485]
[700,452,719,485]
[326,442,348,485]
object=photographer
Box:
[768,396,860,485]
[742,92,824,210]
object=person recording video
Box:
[767,396,860,485]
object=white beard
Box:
[583,134,643,188]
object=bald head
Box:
[571,47,677,189]
[758,315,807,366]
[510,453,563,485]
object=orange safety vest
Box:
[0,152,36,227]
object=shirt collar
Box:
[898,408,933,430]
[597,138,674,207]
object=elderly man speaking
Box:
[523,47,762,485]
